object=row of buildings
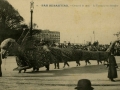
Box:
[32,29,94,45]
[32,29,60,43]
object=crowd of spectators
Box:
[35,40,120,56]
[57,42,109,51]
[56,41,120,56]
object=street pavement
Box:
[0,56,120,90]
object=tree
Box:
[0,0,24,30]
[0,0,24,43]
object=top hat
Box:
[75,79,94,90]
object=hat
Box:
[75,79,94,90]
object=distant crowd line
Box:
[34,40,120,56]
[51,41,120,56]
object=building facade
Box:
[33,29,60,43]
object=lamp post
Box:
[30,1,34,37]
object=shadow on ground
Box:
[24,63,120,77]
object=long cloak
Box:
[108,55,118,79]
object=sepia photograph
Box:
[0,0,120,90]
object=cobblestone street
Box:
[0,56,120,90]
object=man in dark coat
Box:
[108,51,118,82]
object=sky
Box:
[7,0,120,44]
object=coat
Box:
[108,55,118,79]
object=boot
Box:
[110,78,115,82]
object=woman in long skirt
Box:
[108,51,118,82]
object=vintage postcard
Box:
[0,0,120,90]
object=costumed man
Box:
[107,49,118,82]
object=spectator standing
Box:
[108,50,118,82]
